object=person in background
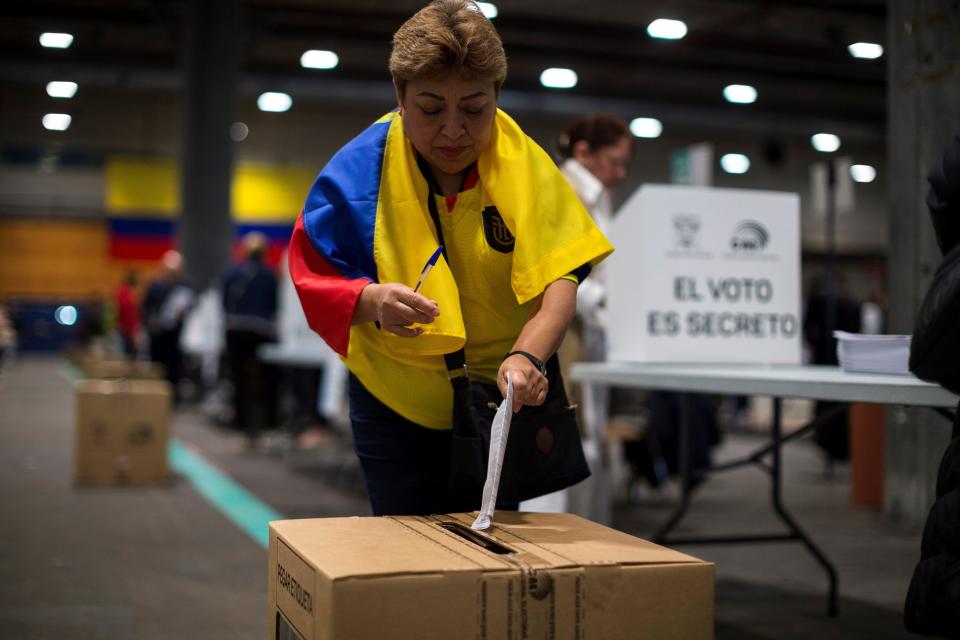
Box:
[557,114,633,237]
[860,287,886,335]
[143,250,194,401]
[115,271,141,359]
[276,248,340,451]
[556,115,721,503]
[0,302,16,385]
[288,0,612,516]
[555,114,633,392]
[534,114,633,515]
[78,297,106,348]
[803,273,862,461]
[221,232,279,447]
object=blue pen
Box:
[413,246,443,293]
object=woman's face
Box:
[575,135,633,190]
[397,75,497,179]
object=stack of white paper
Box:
[834,331,912,375]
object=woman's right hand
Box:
[359,283,440,337]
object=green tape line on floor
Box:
[60,362,81,383]
[168,438,283,549]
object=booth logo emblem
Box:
[730,220,769,253]
[672,214,701,249]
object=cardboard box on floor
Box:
[74,379,171,485]
[79,356,165,380]
[268,512,714,640]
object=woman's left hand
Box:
[498,354,547,413]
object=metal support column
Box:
[885,0,960,526]
[179,0,241,291]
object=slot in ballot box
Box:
[268,512,714,640]
[74,379,171,485]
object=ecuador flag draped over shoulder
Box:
[290,109,612,360]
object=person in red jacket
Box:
[115,271,141,358]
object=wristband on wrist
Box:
[504,350,547,378]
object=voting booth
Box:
[606,184,801,364]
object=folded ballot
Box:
[834,331,912,375]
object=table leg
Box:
[653,394,693,542]
[651,395,840,616]
[573,381,612,525]
[770,398,839,616]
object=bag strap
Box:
[418,157,468,381]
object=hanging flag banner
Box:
[104,157,315,263]
[606,184,801,364]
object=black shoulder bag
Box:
[422,185,591,511]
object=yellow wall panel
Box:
[0,220,156,300]
[232,164,315,222]
[106,157,179,215]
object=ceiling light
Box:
[300,50,339,70]
[850,164,877,183]
[539,68,577,89]
[720,153,750,174]
[39,32,73,49]
[811,133,841,153]
[42,113,72,131]
[629,117,662,139]
[230,122,249,142]
[647,19,687,40]
[848,42,883,60]
[46,81,78,99]
[476,2,498,19]
[257,92,292,113]
[723,84,757,104]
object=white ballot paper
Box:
[471,374,514,531]
[834,330,912,375]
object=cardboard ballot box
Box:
[268,512,714,640]
[74,379,171,485]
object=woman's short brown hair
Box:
[390,0,508,97]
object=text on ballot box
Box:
[606,184,801,364]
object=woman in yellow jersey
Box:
[289,0,612,515]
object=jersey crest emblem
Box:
[482,206,515,253]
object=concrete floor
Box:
[0,356,927,639]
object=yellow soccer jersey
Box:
[436,184,531,385]
[346,179,530,429]
[346,177,592,429]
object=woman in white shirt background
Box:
[558,114,633,340]
[526,114,634,519]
